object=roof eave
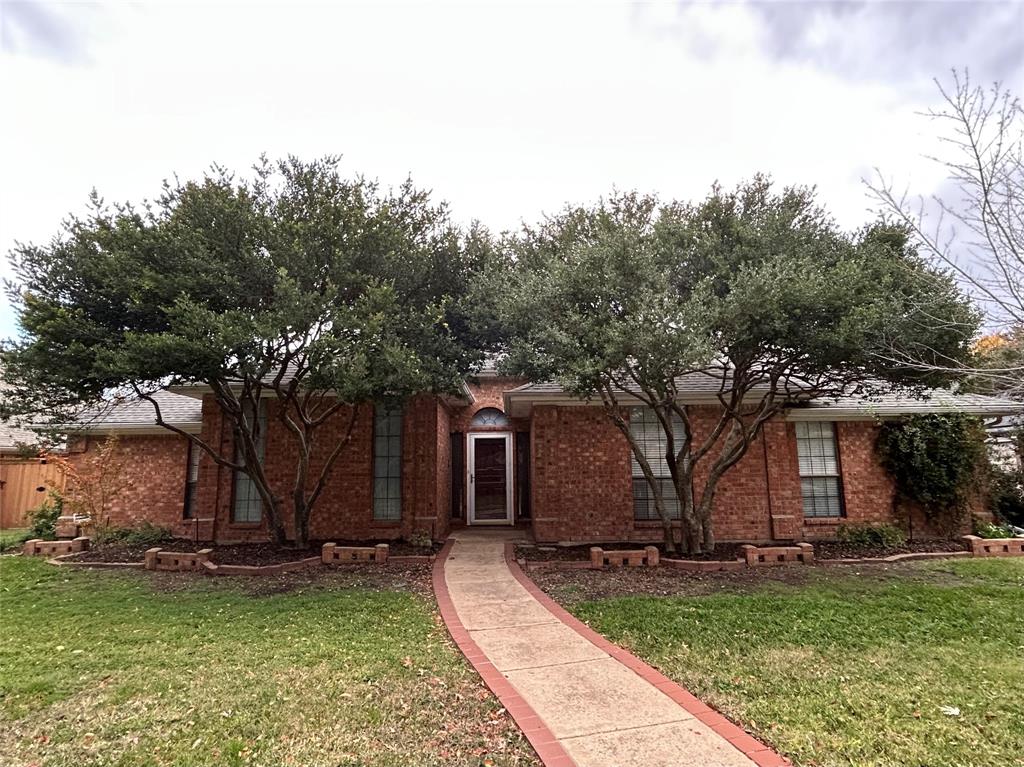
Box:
[67,422,202,436]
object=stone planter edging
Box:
[23,537,90,557]
[322,542,389,564]
[962,535,1024,557]
[818,550,971,566]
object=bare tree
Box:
[868,70,1024,398]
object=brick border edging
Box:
[503,542,792,767]
[432,539,578,767]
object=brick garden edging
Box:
[589,545,659,568]
[963,535,1024,557]
[146,547,213,571]
[432,540,577,767]
[23,537,90,557]
[502,541,791,767]
[32,539,433,576]
[322,542,389,564]
[742,543,814,567]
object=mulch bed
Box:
[516,542,749,562]
[813,539,967,560]
[517,539,967,563]
[149,561,436,597]
[68,538,440,565]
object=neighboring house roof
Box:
[504,374,1023,420]
[0,375,44,454]
[0,418,41,454]
[71,390,203,435]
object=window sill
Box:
[370,520,402,527]
[227,521,264,528]
[803,517,844,526]
[634,520,682,528]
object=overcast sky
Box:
[1,0,1022,337]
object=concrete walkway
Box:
[437,530,782,767]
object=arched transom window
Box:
[470,407,510,428]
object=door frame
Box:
[466,432,514,525]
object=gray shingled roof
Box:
[0,418,41,453]
[505,374,1022,419]
[73,390,203,433]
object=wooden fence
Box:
[0,457,65,529]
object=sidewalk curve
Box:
[432,530,790,767]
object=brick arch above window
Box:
[469,407,510,429]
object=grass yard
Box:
[556,559,1024,767]
[0,528,29,552]
[0,557,539,767]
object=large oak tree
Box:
[500,178,978,554]
[2,157,492,547]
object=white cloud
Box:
[1,0,1020,336]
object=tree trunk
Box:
[292,494,310,549]
[675,465,704,555]
[266,500,288,546]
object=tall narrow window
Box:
[232,402,267,523]
[630,407,683,521]
[373,407,403,521]
[183,441,201,519]
[795,421,844,518]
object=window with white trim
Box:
[183,441,201,519]
[373,407,403,521]
[232,402,267,523]
[795,421,844,518]
[630,407,683,521]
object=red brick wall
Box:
[194,394,448,543]
[530,405,635,542]
[527,405,954,544]
[67,434,191,536]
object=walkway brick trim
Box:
[503,542,792,767]
[432,539,578,767]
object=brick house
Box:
[65,370,1021,544]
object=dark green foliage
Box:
[2,157,493,546]
[501,178,978,553]
[989,464,1024,527]
[836,523,906,548]
[25,490,63,540]
[876,414,987,528]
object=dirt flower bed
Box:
[515,541,748,562]
[813,538,967,560]
[68,538,440,565]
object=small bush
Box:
[25,491,63,540]
[973,519,1016,539]
[406,530,433,549]
[990,464,1024,527]
[836,523,907,548]
[93,521,172,546]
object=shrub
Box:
[406,530,433,549]
[989,464,1024,527]
[836,523,907,548]
[92,521,172,546]
[25,491,63,540]
[973,519,1016,539]
[877,414,987,534]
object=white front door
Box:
[467,433,513,525]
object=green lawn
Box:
[0,528,29,552]
[568,559,1024,767]
[0,557,538,767]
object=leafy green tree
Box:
[2,157,489,547]
[501,178,978,554]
